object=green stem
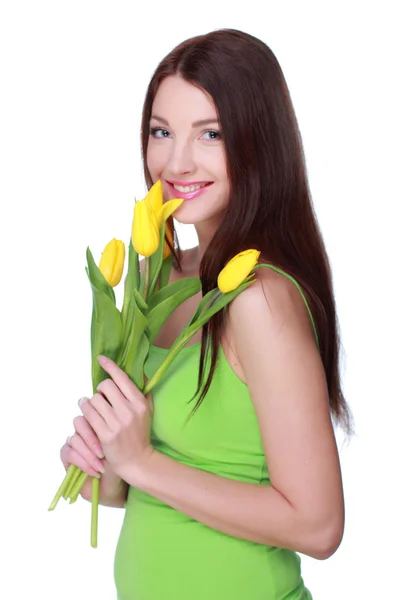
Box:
[91,477,100,548]
[64,465,81,499]
[142,256,151,302]
[68,470,89,501]
[143,328,194,395]
[48,464,77,511]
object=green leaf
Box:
[86,247,115,304]
[133,288,148,314]
[147,277,202,343]
[120,295,149,389]
[159,254,173,289]
[142,277,256,395]
[148,276,201,311]
[188,287,220,326]
[86,266,96,353]
[88,281,123,392]
[187,277,256,333]
[121,240,139,332]
[123,331,150,391]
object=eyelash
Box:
[149,127,222,141]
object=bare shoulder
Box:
[227,265,317,351]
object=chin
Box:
[174,206,226,229]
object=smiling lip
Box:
[168,180,211,186]
[166,180,213,200]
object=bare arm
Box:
[79,471,128,508]
[117,269,344,559]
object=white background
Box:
[1,1,399,598]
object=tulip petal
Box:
[98,238,125,287]
[111,240,125,287]
[217,249,260,293]
[132,200,160,257]
[157,197,184,227]
[145,180,163,214]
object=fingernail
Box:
[96,461,105,473]
[78,396,89,406]
[94,444,104,458]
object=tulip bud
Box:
[217,249,261,293]
[132,199,160,257]
[99,238,125,287]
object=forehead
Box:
[151,75,217,122]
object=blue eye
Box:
[149,127,170,138]
[202,130,221,140]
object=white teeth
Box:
[173,183,207,193]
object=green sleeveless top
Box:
[114,266,317,600]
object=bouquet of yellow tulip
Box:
[48,180,262,548]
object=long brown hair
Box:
[140,28,353,435]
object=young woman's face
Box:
[147,75,230,227]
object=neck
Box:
[193,219,220,265]
[178,219,220,276]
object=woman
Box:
[60,28,353,599]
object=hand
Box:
[60,413,105,478]
[60,411,108,501]
[79,355,154,480]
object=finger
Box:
[60,438,102,477]
[89,392,121,430]
[79,395,109,440]
[96,378,132,421]
[97,355,145,409]
[68,432,105,474]
[73,415,104,459]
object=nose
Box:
[166,138,196,176]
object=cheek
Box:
[209,149,228,181]
[146,141,167,177]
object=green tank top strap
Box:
[254,263,320,351]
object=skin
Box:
[60,75,345,558]
[148,74,230,262]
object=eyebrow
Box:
[151,115,220,128]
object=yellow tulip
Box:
[145,180,163,215]
[99,238,125,287]
[132,181,183,257]
[132,198,160,257]
[217,249,261,293]
[145,180,184,228]
[163,221,174,259]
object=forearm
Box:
[118,450,331,558]
[80,472,128,508]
